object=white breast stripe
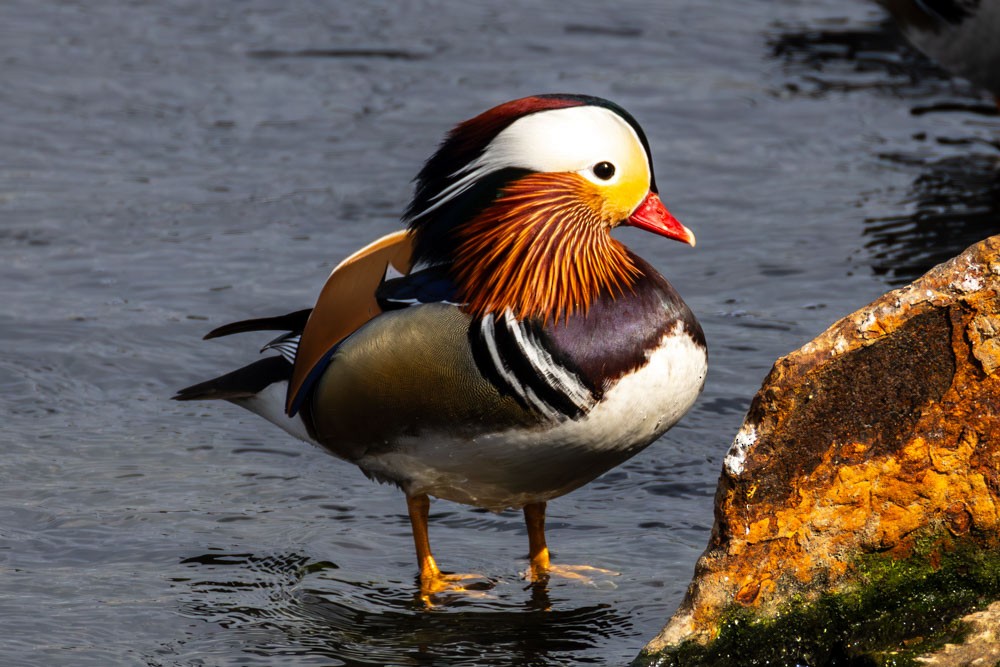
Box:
[501,310,593,412]
[479,314,560,419]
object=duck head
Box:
[404,94,695,324]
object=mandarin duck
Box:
[878,0,1000,107]
[175,94,707,598]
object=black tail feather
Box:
[173,357,292,401]
[203,309,312,340]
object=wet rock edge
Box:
[636,235,1000,666]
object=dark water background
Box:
[2,1,998,665]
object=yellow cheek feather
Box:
[584,138,651,226]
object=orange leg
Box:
[407,493,443,585]
[522,501,619,584]
[406,494,488,602]
[524,501,551,578]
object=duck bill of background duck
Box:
[626,192,696,247]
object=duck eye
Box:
[592,161,616,180]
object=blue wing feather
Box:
[376,265,462,310]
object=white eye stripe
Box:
[408,105,649,221]
[476,105,648,176]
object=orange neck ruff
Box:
[451,173,640,325]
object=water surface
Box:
[2,1,998,665]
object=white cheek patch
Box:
[413,105,650,220]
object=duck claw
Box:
[523,562,620,588]
[418,572,495,606]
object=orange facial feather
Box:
[451,173,640,324]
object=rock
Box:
[919,601,1000,667]
[639,236,1000,666]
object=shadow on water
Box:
[866,152,1000,284]
[768,17,954,99]
[174,552,632,666]
[769,14,1000,285]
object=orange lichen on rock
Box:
[647,236,1000,652]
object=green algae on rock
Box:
[636,533,1000,666]
[640,236,1000,666]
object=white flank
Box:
[234,381,317,445]
[361,321,708,509]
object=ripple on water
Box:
[767,10,1000,287]
[173,551,634,666]
[864,153,1000,284]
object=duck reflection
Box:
[175,551,632,666]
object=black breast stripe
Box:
[469,311,597,421]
